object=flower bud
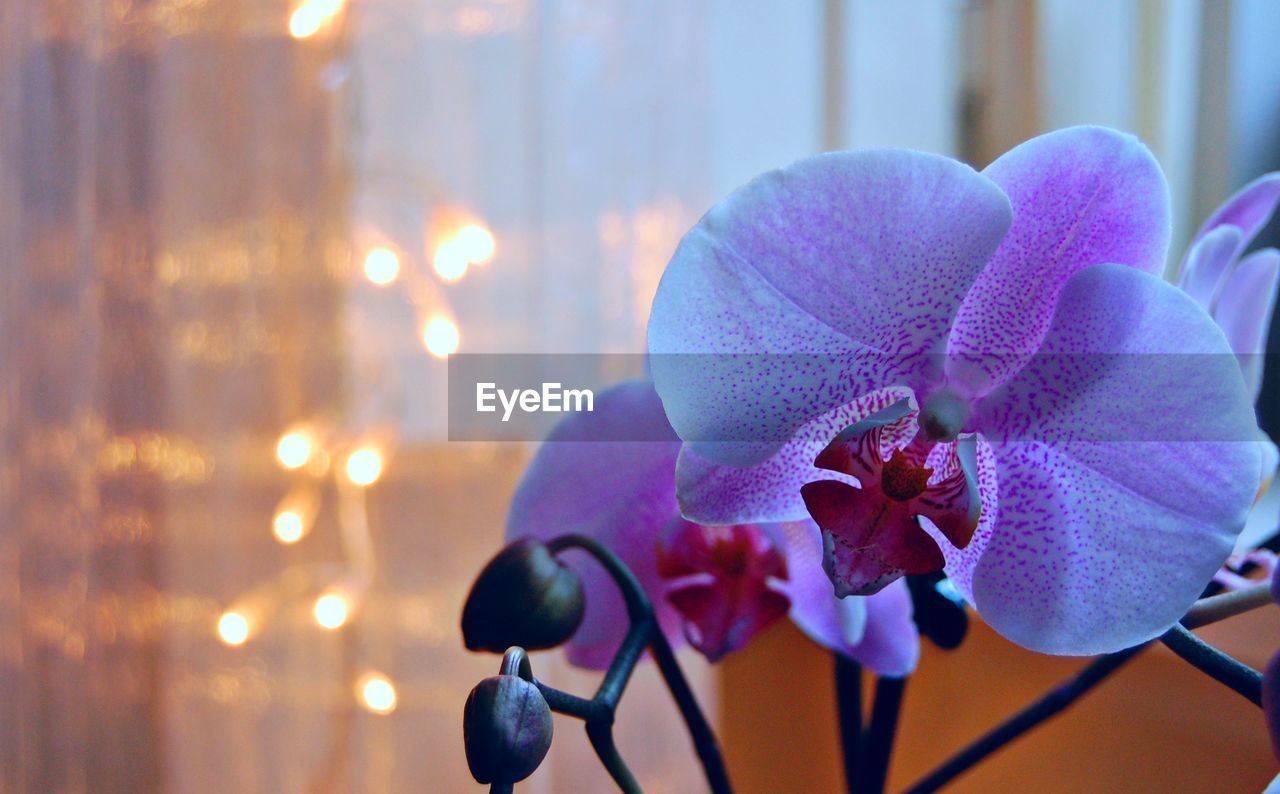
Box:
[461,538,585,653]
[463,674,553,784]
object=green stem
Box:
[649,625,733,794]
[585,721,643,794]
[903,644,1147,793]
[834,656,862,793]
[858,676,906,794]
[547,534,652,623]
[1160,624,1262,706]
[544,533,733,793]
[1181,582,1274,629]
[595,620,653,708]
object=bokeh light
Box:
[455,223,495,265]
[344,447,383,487]
[275,431,313,470]
[217,611,251,646]
[273,510,305,544]
[357,672,398,715]
[313,591,351,630]
[288,0,343,39]
[422,316,460,358]
[432,239,469,282]
[363,247,401,285]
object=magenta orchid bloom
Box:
[648,126,1263,655]
[1176,172,1280,505]
[506,379,919,676]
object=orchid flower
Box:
[506,379,919,676]
[1175,174,1280,552]
[1178,173,1280,404]
[648,126,1263,655]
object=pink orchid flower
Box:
[506,380,919,676]
[1176,173,1280,532]
[1178,172,1280,404]
[648,126,1263,655]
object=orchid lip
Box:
[657,522,791,661]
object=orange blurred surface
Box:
[724,606,1279,792]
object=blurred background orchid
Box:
[504,379,921,675]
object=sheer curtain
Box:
[1,0,718,791]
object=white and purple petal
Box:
[946,126,1171,397]
[970,264,1261,654]
[674,387,914,525]
[1187,172,1280,258]
[649,149,1011,467]
[1214,247,1280,398]
[1178,224,1243,311]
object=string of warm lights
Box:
[213,0,498,719]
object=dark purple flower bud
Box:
[462,538,585,653]
[463,674,553,784]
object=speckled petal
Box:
[1177,224,1242,310]
[1188,172,1280,257]
[649,149,1011,466]
[674,387,914,525]
[506,380,686,669]
[1215,248,1280,398]
[780,521,919,675]
[946,126,1171,398]
[971,264,1261,654]
[1235,432,1280,554]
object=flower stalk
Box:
[902,581,1276,792]
[1160,624,1262,706]
[534,534,732,793]
[834,657,863,792]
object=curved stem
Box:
[500,647,533,680]
[834,656,862,793]
[1181,582,1274,629]
[585,721,643,794]
[858,676,906,794]
[547,533,732,793]
[903,643,1147,794]
[547,534,653,623]
[595,620,653,708]
[649,626,733,794]
[536,681,609,723]
[1160,624,1262,706]
[901,583,1275,794]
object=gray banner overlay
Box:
[448,353,1273,443]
